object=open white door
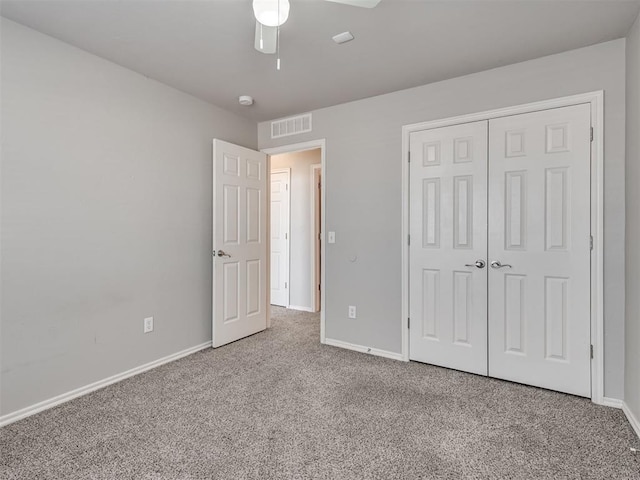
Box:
[212,139,267,348]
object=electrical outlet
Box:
[328,231,336,244]
[143,316,154,333]
[348,306,356,319]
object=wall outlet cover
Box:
[144,316,154,333]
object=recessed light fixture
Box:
[332,31,355,44]
[239,95,254,106]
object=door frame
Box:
[262,140,327,343]
[270,167,291,308]
[401,91,605,404]
[310,163,322,313]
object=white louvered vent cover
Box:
[271,113,312,139]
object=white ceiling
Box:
[2,0,639,122]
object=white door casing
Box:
[488,104,592,397]
[409,121,489,375]
[402,92,604,402]
[270,169,290,307]
[212,139,267,348]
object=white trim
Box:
[324,337,404,362]
[0,341,212,428]
[262,139,327,344]
[310,163,322,313]
[601,397,624,409]
[266,155,272,328]
[288,305,314,312]
[270,167,291,308]
[589,92,606,406]
[623,402,640,440]
[401,91,606,403]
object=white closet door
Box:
[488,104,591,397]
[270,170,290,307]
[409,121,489,375]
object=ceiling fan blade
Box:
[254,21,277,54]
[324,0,381,7]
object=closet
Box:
[408,104,592,397]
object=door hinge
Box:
[408,317,411,329]
[285,232,288,240]
[285,282,288,289]
[286,183,289,190]
[408,151,411,163]
[590,235,593,250]
[590,127,594,142]
[590,344,594,359]
[408,234,411,246]
[318,284,321,291]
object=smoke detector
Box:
[239,95,254,106]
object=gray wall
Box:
[626,15,640,423]
[259,39,627,399]
[271,149,321,310]
[0,19,257,416]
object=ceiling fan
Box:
[253,0,382,68]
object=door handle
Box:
[216,250,231,258]
[464,260,486,269]
[490,260,512,269]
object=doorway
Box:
[402,92,605,402]
[264,141,326,342]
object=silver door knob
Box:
[216,250,231,258]
[465,260,486,269]
[490,260,512,269]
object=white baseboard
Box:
[0,341,212,428]
[623,402,640,440]
[601,396,624,409]
[324,337,404,361]
[288,305,314,312]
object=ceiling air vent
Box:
[271,113,312,139]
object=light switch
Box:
[328,231,336,243]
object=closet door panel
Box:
[487,104,591,397]
[409,121,489,375]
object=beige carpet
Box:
[1,307,639,479]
